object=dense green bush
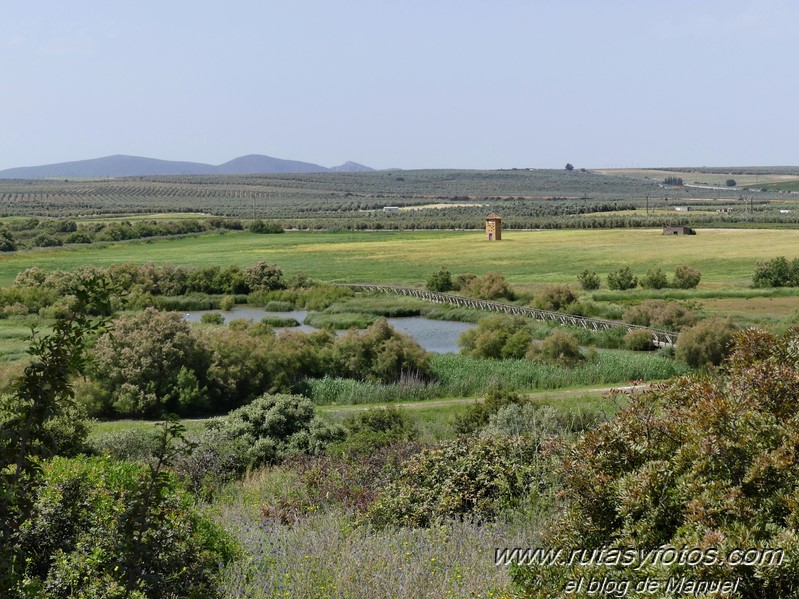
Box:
[526,330,585,366]
[90,308,211,417]
[671,264,702,289]
[675,317,738,368]
[623,328,656,351]
[459,315,534,360]
[462,272,515,300]
[426,267,454,292]
[576,269,600,290]
[249,219,284,234]
[752,256,799,287]
[333,406,418,454]
[622,299,697,331]
[533,285,576,311]
[513,328,799,598]
[203,393,344,469]
[200,311,225,325]
[639,267,668,289]
[453,386,526,435]
[18,455,237,598]
[0,228,17,251]
[330,318,432,383]
[606,266,637,290]
[367,436,539,527]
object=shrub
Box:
[220,295,236,311]
[203,393,345,469]
[453,386,526,435]
[452,273,477,291]
[606,266,637,290]
[426,267,453,292]
[526,330,584,366]
[752,256,799,288]
[675,317,738,368]
[367,436,539,527]
[32,233,63,247]
[671,264,701,289]
[201,312,225,325]
[334,406,418,454]
[513,328,799,597]
[533,285,576,311]
[19,455,237,597]
[576,269,600,291]
[0,228,16,251]
[726,178,736,186]
[479,402,561,440]
[249,219,284,233]
[330,318,432,383]
[64,230,92,244]
[244,261,285,291]
[462,272,514,300]
[623,328,656,351]
[622,300,697,330]
[459,315,534,360]
[639,267,668,289]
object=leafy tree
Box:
[565,163,574,171]
[90,308,210,417]
[576,269,600,290]
[726,178,737,186]
[426,267,453,292]
[606,266,638,290]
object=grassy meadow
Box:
[2,227,799,289]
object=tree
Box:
[726,178,737,186]
[565,163,574,171]
[91,308,210,417]
[0,228,16,251]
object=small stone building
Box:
[485,213,502,241]
[663,226,695,235]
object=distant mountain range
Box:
[0,154,375,179]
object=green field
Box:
[3,227,799,289]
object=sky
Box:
[1,0,797,171]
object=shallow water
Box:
[183,306,475,353]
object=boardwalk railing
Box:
[337,283,678,346]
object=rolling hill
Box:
[0,154,374,179]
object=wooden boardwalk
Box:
[337,284,678,346]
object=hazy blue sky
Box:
[2,1,796,170]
